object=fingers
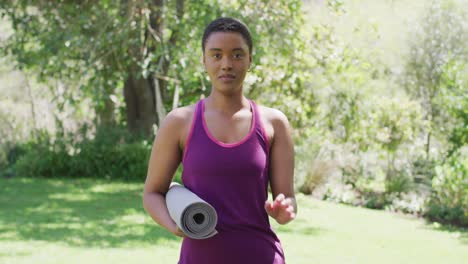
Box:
[283,197,296,220]
[274,193,293,209]
[265,193,296,222]
[175,228,186,238]
[275,193,286,203]
[285,205,295,213]
[264,200,275,216]
[171,224,186,238]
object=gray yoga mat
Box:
[165,182,218,239]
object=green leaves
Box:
[373,98,424,153]
[427,151,468,226]
[402,0,467,157]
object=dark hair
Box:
[202,17,253,55]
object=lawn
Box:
[0,177,466,264]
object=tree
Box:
[402,0,467,159]
[0,0,309,137]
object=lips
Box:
[218,74,236,82]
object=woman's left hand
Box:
[265,193,296,225]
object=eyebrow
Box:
[208,48,246,52]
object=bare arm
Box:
[264,109,297,225]
[143,109,187,237]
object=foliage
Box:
[294,3,380,196]
[372,98,424,154]
[1,0,467,228]
[402,0,467,158]
[426,150,468,226]
[411,156,437,189]
[298,156,334,195]
[1,0,310,178]
[371,97,425,193]
[13,127,152,180]
[362,190,388,210]
[386,191,429,216]
[436,59,468,156]
[0,0,310,135]
[0,2,123,123]
[384,172,413,194]
[399,0,468,226]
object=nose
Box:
[221,57,233,71]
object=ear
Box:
[202,53,207,68]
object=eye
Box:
[212,54,221,59]
[233,53,243,59]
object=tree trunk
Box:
[124,71,156,136]
[24,74,38,139]
[120,0,159,137]
[426,130,432,160]
[425,98,434,161]
[98,86,117,128]
[120,0,184,137]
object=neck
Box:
[206,89,249,115]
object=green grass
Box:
[0,177,466,264]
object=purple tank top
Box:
[178,98,285,264]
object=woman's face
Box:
[203,32,252,95]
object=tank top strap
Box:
[250,99,270,156]
[186,98,269,156]
[182,100,203,163]
[194,99,203,128]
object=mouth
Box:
[218,74,236,82]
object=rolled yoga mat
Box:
[165,182,218,239]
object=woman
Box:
[143,17,297,264]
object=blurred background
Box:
[0,0,466,263]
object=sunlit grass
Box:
[0,177,181,264]
[277,194,467,264]
[1,177,466,264]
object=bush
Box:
[362,190,388,210]
[0,143,26,177]
[299,158,334,195]
[321,183,363,206]
[13,127,153,181]
[425,151,468,227]
[386,191,429,216]
[385,171,413,194]
[13,143,71,178]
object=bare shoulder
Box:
[158,104,197,149]
[159,104,196,131]
[256,104,291,144]
[257,105,290,127]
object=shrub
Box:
[385,171,413,194]
[13,143,71,178]
[386,191,429,216]
[13,126,153,181]
[425,151,467,227]
[299,158,334,195]
[362,190,388,210]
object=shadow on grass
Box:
[422,220,468,245]
[276,225,325,236]
[0,177,180,248]
[275,216,327,236]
